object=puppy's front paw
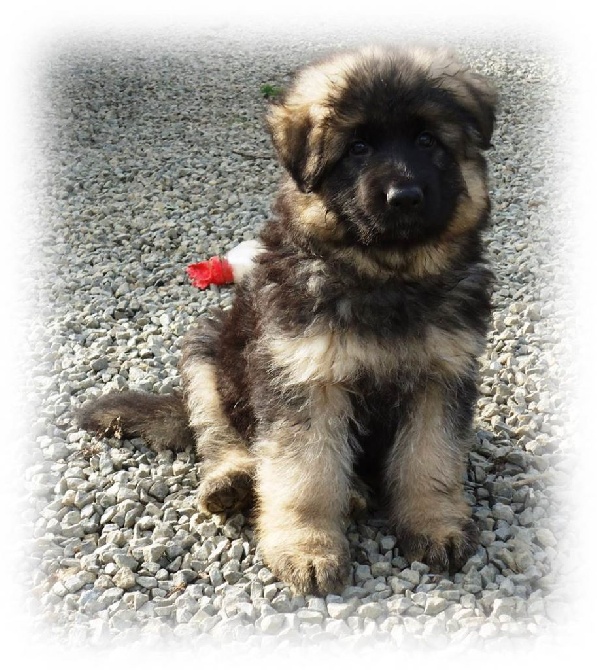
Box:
[398,517,479,573]
[260,528,350,595]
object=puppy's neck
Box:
[266,179,481,282]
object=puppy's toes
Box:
[398,518,479,573]
[278,549,350,596]
[197,470,254,514]
[260,529,350,595]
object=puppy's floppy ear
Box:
[457,71,498,150]
[430,50,498,150]
[266,99,329,193]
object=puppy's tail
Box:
[77,391,194,451]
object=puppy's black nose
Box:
[386,185,424,210]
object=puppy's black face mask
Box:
[320,121,465,248]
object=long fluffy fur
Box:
[78,45,497,595]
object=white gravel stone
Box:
[535,528,557,548]
[424,596,449,615]
[297,609,325,624]
[327,601,356,619]
[357,602,384,619]
[63,571,95,593]
[113,567,137,590]
[260,613,286,634]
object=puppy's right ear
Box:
[266,99,329,193]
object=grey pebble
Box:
[354,564,372,582]
[136,576,158,589]
[398,568,420,586]
[371,561,393,577]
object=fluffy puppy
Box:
[79,45,497,595]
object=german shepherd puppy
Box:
[79,45,497,595]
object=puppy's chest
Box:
[260,265,485,385]
[267,317,481,386]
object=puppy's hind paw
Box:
[197,470,254,514]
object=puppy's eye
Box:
[416,132,436,148]
[349,141,371,156]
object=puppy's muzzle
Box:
[386,184,424,211]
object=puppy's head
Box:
[267,46,497,248]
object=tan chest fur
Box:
[267,324,484,387]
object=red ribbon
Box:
[187,257,235,290]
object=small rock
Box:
[341,585,368,599]
[462,570,483,594]
[492,503,515,524]
[479,622,500,638]
[148,480,169,502]
[410,561,430,574]
[371,561,392,577]
[91,357,109,372]
[357,602,383,619]
[398,568,420,585]
[424,596,449,615]
[113,567,136,590]
[479,530,496,547]
[354,564,372,582]
[307,597,327,615]
[176,607,195,624]
[260,613,286,634]
[403,617,424,635]
[535,528,557,548]
[498,577,516,597]
[63,571,95,593]
[271,594,293,613]
[297,609,324,624]
[136,576,158,589]
[256,567,276,585]
[113,553,139,571]
[197,520,218,538]
[173,569,197,587]
[143,544,167,563]
[208,565,223,587]
[98,587,124,607]
[133,592,150,610]
[327,601,356,619]
[492,597,516,617]
[380,536,397,552]
[387,577,410,594]
[387,597,411,614]
[263,583,278,600]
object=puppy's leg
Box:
[181,325,255,514]
[254,385,355,595]
[386,376,478,572]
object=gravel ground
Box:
[19,23,577,656]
